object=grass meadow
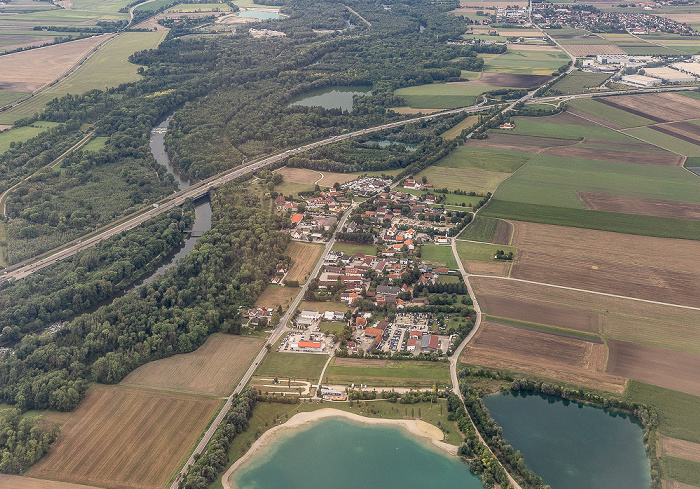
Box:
[494,116,637,140]
[324,359,451,387]
[567,98,654,128]
[546,71,610,95]
[394,83,500,109]
[255,351,329,380]
[622,126,700,157]
[435,146,533,173]
[455,240,516,261]
[420,243,458,269]
[458,215,499,242]
[483,48,570,75]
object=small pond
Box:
[289,86,372,112]
[236,9,284,20]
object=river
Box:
[483,391,651,489]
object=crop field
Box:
[284,242,323,283]
[465,132,578,153]
[455,240,515,262]
[462,260,510,277]
[578,192,700,220]
[559,44,626,57]
[470,277,700,354]
[298,301,350,313]
[0,31,166,124]
[458,215,499,242]
[331,242,377,256]
[0,476,103,489]
[275,167,321,185]
[598,92,700,123]
[650,121,700,147]
[494,113,637,140]
[546,71,610,94]
[607,340,700,397]
[460,321,626,393]
[255,351,328,380]
[624,381,700,444]
[394,83,500,109]
[567,98,654,128]
[623,126,700,157]
[441,115,479,140]
[324,359,450,388]
[255,284,299,310]
[454,72,552,88]
[420,244,458,269]
[483,48,570,75]
[662,457,700,488]
[28,386,220,489]
[659,436,700,464]
[120,334,263,397]
[415,165,509,194]
[540,143,684,166]
[433,146,533,173]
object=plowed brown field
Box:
[577,192,700,220]
[509,221,700,308]
[543,145,684,166]
[285,241,323,283]
[465,133,578,153]
[470,277,700,354]
[120,334,263,396]
[659,436,700,464]
[461,321,626,393]
[463,259,510,277]
[598,93,700,122]
[28,386,220,489]
[0,475,102,489]
[492,219,512,245]
[607,340,700,396]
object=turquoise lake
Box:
[231,417,484,489]
[289,87,372,111]
[236,9,284,20]
[483,391,651,489]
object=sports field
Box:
[120,334,263,397]
[284,242,323,283]
[28,385,220,489]
[0,31,166,124]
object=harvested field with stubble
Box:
[0,34,111,92]
[275,166,322,184]
[542,145,684,166]
[465,133,578,153]
[0,476,103,489]
[120,334,263,396]
[563,44,626,57]
[470,277,700,354]
[577,192,700,220]
[463,259,510,277]
[607,340,700,396]
[659,436,700,464]
[598,93,700,123]
[256,284,299,309]
[509,221,700,307]
[28,386,220,489]
[285,241,323,283]
[461,321,627,393]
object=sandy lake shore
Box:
[221,408,459,489]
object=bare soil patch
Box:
[0,475,102,489]
[577,191,700,220]
[28,386,220,489]
[275,166,322,185]
[564,44,626,57]
[465,133,578,153]
[285,241,323,283]
[607,340,700,396]
[450,73,552,88]
[463,259,510,277]
[120,334,263,396]
[461,321,626,393]
[651,122,700,147]
[0,35,112,92]
[543,145,684,166]
[471,276,700,354]
[659,436,700,464]
[492,219,513,245]
[333,358,387,368]
[598,93,700,123]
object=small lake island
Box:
[227,409,483,489]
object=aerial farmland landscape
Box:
[0,0,699,488]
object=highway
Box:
[0,103,491,284]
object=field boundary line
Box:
[470,274,700,311]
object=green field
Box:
[0,122,61,153]
[400,187,477,207]
[318,321,347,336]
[331,242,377,256]
[492,154,700,210]
[255,352,329,381]
[395,83,499,109]
[434,146,532,173]
[420,244,458,269]
[81,136,109,152]
[662,456,700,487]
[458,215,499,242]
[624,381,700,444]
[325,360,451,387]
[0,31,166,124]
[483,48,570,75]
[0,91,29,107]
[623,126,700,157]
[166,2,232,11]
[416,165,509,194]
[481,199,700,240]
[455,240,515,261]
[567,99,654,128]
[546,71,610,95]
[495,116,637,141]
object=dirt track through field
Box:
[577,191,700,220]
[29,386,220,489]
[607,340,700,396]
[461,321,626,393]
